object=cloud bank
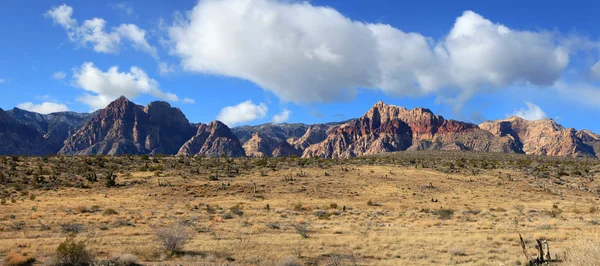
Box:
[167,0,569,109]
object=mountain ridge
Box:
[0,97,597,158]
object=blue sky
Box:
[1,0,600,132]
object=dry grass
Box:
[0,153,599,265]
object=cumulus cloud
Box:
[167,0,568,109]
[17,102,69,114]
[217,100,268,126]
[272,108,291,123]
[52,71,67,80]
[46,4,156,57]
[73,62,180,110]
[512,102,548,120]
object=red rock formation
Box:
[59,96,195,155]
[303,102,520,158]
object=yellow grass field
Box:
[1,152,599,265]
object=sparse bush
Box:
[432,209,454,220]
[55,235,94,266]
[293,222,312,238]
[155,224,195,254]
[564,234,600,266]
[4,253,35,266]
[276,257,302,266]
[265,222,281,229]
[449,246,466,256]
[102,208,119,216]
[61,223,85,234]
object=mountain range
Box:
[1,96,599,158]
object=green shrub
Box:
[55,235,93,266]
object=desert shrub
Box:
[564,234,600,266]
[102,208,119,216]
[155,224,195,254]
[449,246,466,256]
[92,254,139,266]
[432,209,455,220]
[55,236,94,266]
[4,253,35,266]
[313,210,330,219]
[230,203,244,216]
[276,257,302,266]
[61,223,85,234]
[265,222,281,229]
[104,172,116,187]
[293,222,312,238]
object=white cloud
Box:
[512,102,548,120]
[167,1,568,109]
[46,4,156,57]
[0,78,4,83]
[182,98,195,104]
[73,62,180,110]
[272,108,291,123]
[17,102,69,114]
[110,2,134,15]
[158,62,177,74]
[52,71,67,80]
[217,100,268,126]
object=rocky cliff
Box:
[177,121,245,157]
[479,116,600,158]
[302,102,520,158]
[59,97,196,155]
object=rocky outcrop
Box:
[59,96,196,155]
[0,108,54,156]
[177,121,245,157]
[232,123,309,144]
[242,132,302,157]
[291,124,331,151]
[480,116,599,158]
[302,101,521,158]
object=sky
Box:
[1,0,600,132]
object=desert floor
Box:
[1,153,599,265]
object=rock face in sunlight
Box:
[302,101,521,158]
[177,121,245,157]
[480,116,600,158]
[59,96,196,155]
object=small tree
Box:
[155,224,195,255]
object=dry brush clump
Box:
[154,224,196,255]
[563,234,600,266]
